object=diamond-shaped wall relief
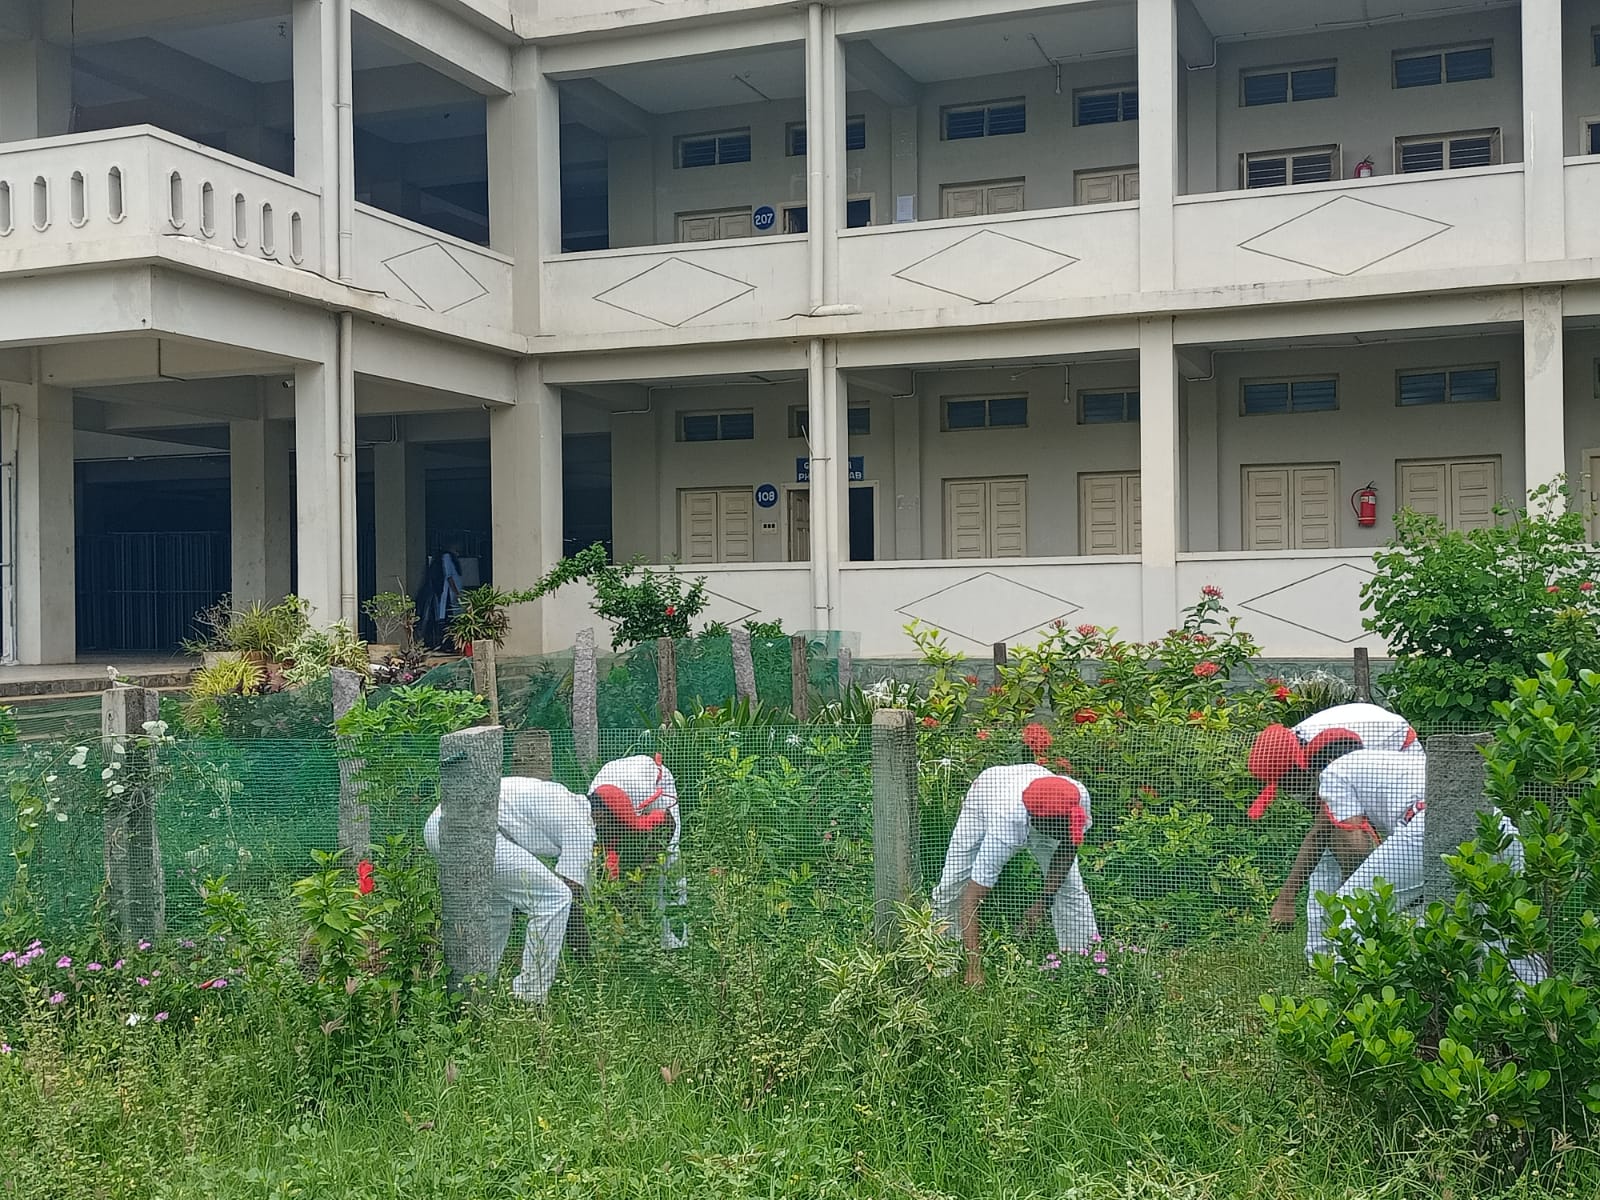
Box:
[1239,563,1375,644]
[894,229,1078,304]
[593,258,756,327]
[896,572,1080,647]
[1237,195,1451,277]
[382,242,489,313]
[696,588,759,629]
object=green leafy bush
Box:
[1264,653,1600,1151]
[1362,481,1600,728]
[525,542,709,650]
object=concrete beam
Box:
[541,12,807,75]
[1175,0,1215,68]
[84,378,265,424]
[73,38,263,129]
[351,0,512,95]
[559,382,649,410]
[147,271,331,363]
[844,368,913,397]
[558,79,650,140]
[352,320,516,405]
[42,0,284,42]
[400,410,489,442]
[0,269,157,348]
[844,41,920,108]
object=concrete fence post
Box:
[1352,648,1372,703]
[472,640,500,725]
[437,724,504,996]
[871,707,919,945]
[656,636,677,723]
[993,642,1008,667]
[573,627,599,765]
[510,728,554,780]
[730,627,758,704]
[330,667,370,861]
[101,686,164,944]
[1421,734,1494,907]
[790,634,810,723]
[837,647,853,697]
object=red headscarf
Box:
[1021,776,1088,846]
[591,755,670,879]
[1247,724,1362,819]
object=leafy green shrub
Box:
[1263,653,1600,1151]
[1362,481,1600,728]
[525,542,708,650]
[335,686,490,826]
[184,655,266,733]
[282,621,368,687]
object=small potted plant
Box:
[447,585,517,653]
[362,591,417,659]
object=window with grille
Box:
[1074,86,1139,125]
[1393,44,1493,88]
[675,129,752,169]
[785,117,867,157]
[678,410,756,442]
[944,396,1029,430]
[1397,129,1499,173]
[1078,390,1141,424]
[1242,146,1338,189]
[1587,120,1600,156]
[781,197,872,233]
[942,100,1026,140]
[790,405,872,438]
[1396,366,1499,406]
[1242,378,1339,415]
[1241,63,1337,106]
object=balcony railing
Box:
[353,204,513,331]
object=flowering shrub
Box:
[1037,935,1161,1018]
[1264,654,1600,1147]
[1363,480,1600,728]
[524,542,709,650]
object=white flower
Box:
[54,812,67,822]
[785,734,802,748]
[44,775,56,784]
[125,1013,141,1026]
[112,744,125,757]
[101,768,114,781]
[109,784,126,796]
[68,747,88,769]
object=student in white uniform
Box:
[1248,702,1422,931]
[588,754,686,950]
[423,777,595,1004]
[1300,749,1545,981]
[932,763,1099,988]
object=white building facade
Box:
[0,0,1595,662]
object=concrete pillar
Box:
[490,362,562,654]
[230,416,293,606]
[294,339,345,624]
[4,373,75,663]
[889,107,918,222]
[293,0,341,272]
[816,5,846,304]
[1138,0,1178,291]
[0,35,71,142]
[1182,377,1219,551]
[373,437,426,597]
[1522,0,1565,262]
[487,45,559,333]
[1524,287,1566,496]
[1139,318,1180,639]
[891,390,922,558]
[806,340,844,627]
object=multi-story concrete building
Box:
[0,0,1593,663]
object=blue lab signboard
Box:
[795,457,864,483]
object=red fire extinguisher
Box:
[1352,483,1378,527]
[1354,157,1375,179]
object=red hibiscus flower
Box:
[1273,685,1291,701]
[356,860,375,896]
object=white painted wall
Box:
[1208,335,1526,553]
[1197,11,1524,193]
[1564,0,1600,153]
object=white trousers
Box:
[656,811,688,951]
[932,807,1099,952]
[1307,814,1546,983]
[486,835,573,1004]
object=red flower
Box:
[1193,661,1221,678]
[921,715,937,728]
[1265,677,1284,688]
[1273,685,1291,701]
[1188,711,1205,722]
[1201,585,1223,599]
[1054,757,1074,772]
[665,605,677,617]
[1547,585,1561,594]
[1192,634,1212,646]
[1583,582,1596,593]
[963,675,979,686]
[1076,623,1098,637]
[976,729,991,741]
[1139,786,1158,800]
[604,848,621,880]
[1073,709,1098,725]
[988,686,1003,695]
[356,860,375,896]
[1022,723,1053,754]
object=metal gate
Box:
[76,532,230,652]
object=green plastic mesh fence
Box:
[1,709,1559,1004]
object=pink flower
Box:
[1192,634,1212,646]
[1193,662,1221,678]
[0,1043,10,1054]
[86,963,102,972]
[1076,623,1098,637]
[137,941,151,952]
[1548,585,1561,594]
[154,1012,169,1023]
[1,952,14,964]
[47,992,64,1005]
[1201,585,1223,599]
[1093,951,1107,964]
[55,957,70,969]
[111,960,124,971]
[198,978,228,991]
[921,716,937,728]
[976,729,990,741]
[1095,967,1108,976]
[1583,582,1596,593]
[136,977,150,988]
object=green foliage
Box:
[525,542,709,650]
[282,621,368,688]
[1362,481,1600,728]
[1265,653,1600,1152]
[334,685,490,744]
[362,592,417,647]
[184,655,266,733]
[446,585,517,651]
[185,595,310,659]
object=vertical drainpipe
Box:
[334,0,357,626]
[804,4,832,628]
[805,3,825,313]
